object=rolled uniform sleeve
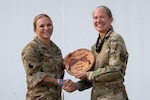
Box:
[76,80,92,91]
[22,45,47,88]
[88,33,128,82]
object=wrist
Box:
[75,83,79,90]
[57,79,64,87]
[87,71,93,80]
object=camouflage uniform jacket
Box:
[22,37,64,100]
[76,29,129,100]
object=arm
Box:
[22,44,62,88]
[89,34,128,82]
[62,79,92,92]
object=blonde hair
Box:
[92,6,113,18]
[33,14,52,29]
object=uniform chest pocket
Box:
[40,53,56,73]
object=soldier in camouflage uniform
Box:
[63,6,129,100]
[22,14,65,100]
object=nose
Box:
[94,17,101,23]
[44,26,49,30]
[97,17,103,22]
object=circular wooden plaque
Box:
[65,48,94,76]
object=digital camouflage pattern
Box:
[76,28,129,100]
[22,37,64,100]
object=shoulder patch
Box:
[120,53,126,62]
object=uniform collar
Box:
[105,28,113,39]
[34,36,51,48]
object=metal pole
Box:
[62,92,64,100]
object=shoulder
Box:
[110,32,123,39]
[22,39,39,55]
[109,32,128,52]
[51,40,59,47]
[109,32,125,44]
[51,40,61,50]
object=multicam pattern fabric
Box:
[22,37,64,100]
[77,29,129,100]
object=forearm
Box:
[40,77,64,86]
[88,42,128,82]
[87,65,125,82]
[89,69,123,82]
[40,77,57,86]
[76,80,92,91]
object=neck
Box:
[38,37,50,46]
[100,33,106,39]
[99,28,112,39]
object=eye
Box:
[94,16,98,19]
[101,16,106,18]
[39,24,44,28]
[47,23,52,27]
[94,16,106,20]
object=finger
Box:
[62,80,72,88]
[63,86,72,92]
[63,80,70,87]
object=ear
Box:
[33,29,37,36]
[110,18,113,23]
[33,28,36,33]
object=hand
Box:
[75,72,88,80]
[62,79,77,93]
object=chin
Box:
[43,37,50,39]
[97,30,103,32]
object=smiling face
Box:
[93,7,113,34]
[34,15,53,40]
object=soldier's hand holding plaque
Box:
[64,48,94,76]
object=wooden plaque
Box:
[65,48,94,76]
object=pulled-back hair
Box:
[93,6,113,18]
[33,14,52,29]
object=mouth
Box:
[96,22,104,27]
[43,32,50,35]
